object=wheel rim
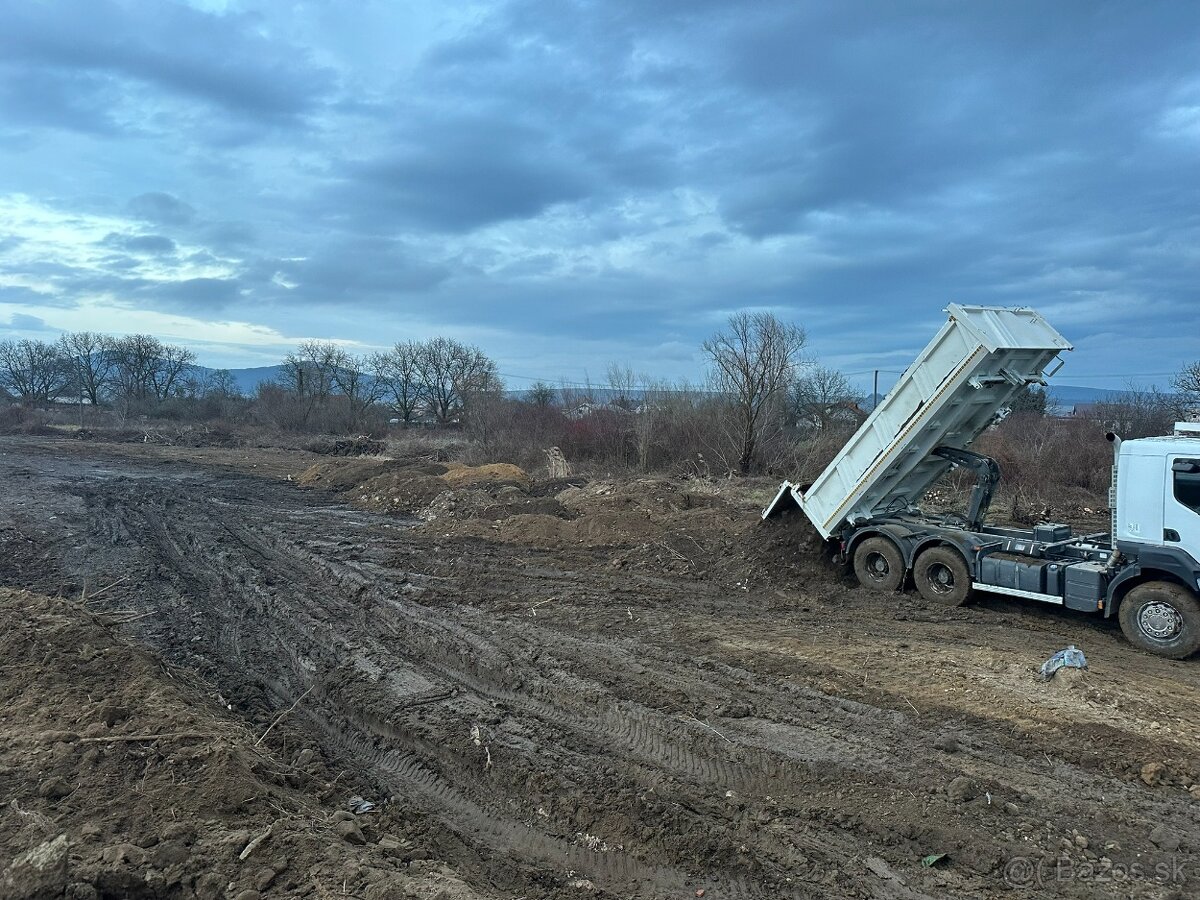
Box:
[1139,601,1183,641]
[865,551,891,582]
[926,562,956,595]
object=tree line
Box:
[3,317,1198,476]
[0,332,506,430]
[257,337,502,431]
[0,333,228,415]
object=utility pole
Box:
[75,354,84,429]
[873,369,879,411]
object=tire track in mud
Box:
[75,479,793,898]
[5,444,1200,900]
[75,486,1063,895]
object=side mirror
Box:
[1172,459,1199,474]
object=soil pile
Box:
[441,474,842,588]
[298,459,536,517]
[439,463,531,492]
[0,588,483,900]
[296,457,839,588]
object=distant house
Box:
[796,399,869,431]
[565,401,635,420]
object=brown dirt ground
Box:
[2,437,1200,899]
[0,588,484,900]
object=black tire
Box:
[912,546,972,606]
[1118,581,1200,659]
[853,537,905,592]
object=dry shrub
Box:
[968,413,1113,519]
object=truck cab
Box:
[1115,430,1200,557]
[1106,428,1200,656]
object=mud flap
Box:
[762,481,804,520]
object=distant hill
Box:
[1045,385,1128,405]
[195,368,1145,406]
[213,365,285,395]
[862,383,1137,412]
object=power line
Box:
[1043,372,1178,380]
[498,367,1178,391]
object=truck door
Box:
[1165,456,1200,557]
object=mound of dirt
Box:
[0,588,483,900]
[297,459,533,518]
[421,489,573,524]
[295,458,395,492]
[295,455,840,590]
[439,463,531,492]
[556,477,726,520]
[440,475,844,590]
[356,471,457,514]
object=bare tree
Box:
[702,311,807,473]
[791,366,864,431]
[204,369,240,399]
[277,340,339,426]
[372,341,426,424]
[527,381,556,408]
[330,348,387,428]
[416,337,500,424]
[1007,384,1048,416]
[107,334,198,416]
[1087,384,1180,438]
[59,332,115,406]
[1175,361,1200,416]
[606,363,638,410]
[0,339,72,405]
[148,343,197,401]
[109,334,164,412]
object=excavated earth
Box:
[2,435,1200,899]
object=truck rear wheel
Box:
[853,537,905,592]
[912,546,972,606]
[1118,582,1200,659]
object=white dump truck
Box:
[764,304,1200,658]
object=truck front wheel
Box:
[853,537,905,592]
[1118,582,1200,659]
[912,546,972,606]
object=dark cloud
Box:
[0,67,123,135]
[127,193,196,226]
[97,254,144,272]
[277,238,451,300]
[101,232,177,255]
[0,285,73,308]
[0,1,335,123]
[2,313,50,331]
[142,277,242,311]
[0,236,27,255]
[338,117,592,232]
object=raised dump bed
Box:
[765,304,1072,538]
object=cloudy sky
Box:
[1,0,1197,392]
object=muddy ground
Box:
[2,435,1199,899]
